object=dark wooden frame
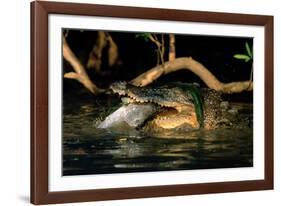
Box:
[31,0,274,204]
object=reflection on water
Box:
[63,95,253,176]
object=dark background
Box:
[63,29,253,101]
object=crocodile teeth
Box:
[117,91,125,96]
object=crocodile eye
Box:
[119,81,127,89]
[110,81,127,90]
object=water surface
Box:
[63,95,253,176]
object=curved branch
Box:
[130,57,253,93]
[63,37,103,94]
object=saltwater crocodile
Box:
[97,81,252,132]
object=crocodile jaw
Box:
[110,82,200,130]
[146,106,199,130]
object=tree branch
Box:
[106,32,119,66]
[168,34,176,61]
[63,36,103,94]
[148,34,161,47]
[86,31,107,72]
[147,34,165,65]
[130,57,253,93]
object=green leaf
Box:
[190,88,204,128]
[135,33,150,42]
[233,54,250,62]
[183,85,204,128]
[168,82,204,128]
[245,42,252,58]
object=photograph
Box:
[62,29,254,176]
[30,1,273,204]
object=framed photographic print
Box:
[31,1,274,204]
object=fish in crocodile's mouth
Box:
[109,81,201,130]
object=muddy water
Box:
[63,95,253,176]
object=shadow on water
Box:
[63,95,253,176]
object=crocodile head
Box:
[110,81,203,130]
